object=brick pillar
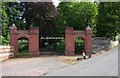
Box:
[65,27,75,56]
[29,27,39,56]
[85,26,92,56]
[9,24,17,57]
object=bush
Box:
[75,38,84,54]
[56,39,65,53]
[0,35,10,45]
[18,39,28,53]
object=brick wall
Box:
[0,45,14,61]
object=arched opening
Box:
[74,37,85,55]
[18,38,29,57]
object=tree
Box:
[23,2,58,36]
[0,2,24,45]
[53,2,98,36]
[0,2,10,45]
[96,2,120,40]
[1,2,24,35]
[6,2,25,29]
[0,2,9,37]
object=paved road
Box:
[46,46,118,76]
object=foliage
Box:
[115,34,120,41]
[75,38,84,54]
[18,39,28,53]
[0,2,9,37]
[0,2,24,45]
[42,39,65,53]
[96,2,120,40]
[53,2,98,36]
[0,35,10,45]
[23,2,58,36]
[56,39,65,52]
[5,2,26,29]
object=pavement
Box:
[45,46,118,76]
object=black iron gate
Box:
[40,37,64,55]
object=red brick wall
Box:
[65,26,92,56]
[65,27,75,56]
[10,26,39,57]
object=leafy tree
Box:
[23,2,58,36]
[5,2,25,29]
[1,2,24,35]
[53,2,98,36]
[0,2,10,45]
[96,2,120,40]
[0,2,24,45]
[0,2,9,37]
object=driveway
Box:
[1,55,81,76]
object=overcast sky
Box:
[52,0,95,7]
[52,0,61,7]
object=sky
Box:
[52,0,61,7]
[52,0,95,7]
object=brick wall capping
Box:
[29,27,39,30]
[66,27,74,30]
[9,23,17,29]
[85,25,91,30]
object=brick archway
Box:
[10,24,39,57]
[65,26,92,56]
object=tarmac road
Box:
[46,46,118,76]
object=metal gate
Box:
[40,37,64,55]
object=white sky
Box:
[52,0,61,7]
[52,0,95,7]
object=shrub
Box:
[56,39,65,53]
[0,35,10,45]
[18,39,28,53]
[75,38,84,54]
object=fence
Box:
[0,45,14,61]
